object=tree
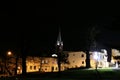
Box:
[56,41,63,73]
[55,27,69,74]
[0,52,13,76]
[85,25,100,68]
[60,51,69,64]
[39,53,48,72]
[21,32,27,76]
[21,40,27,76]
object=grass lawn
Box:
[2,68,120,80]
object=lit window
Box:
[82,61,84,64]
[42,60,44,63]
[45,60,48,64]
[18,66,20,69]
[81,54,84,57]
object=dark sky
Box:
[0,1,120,55]
[0,16,120,56]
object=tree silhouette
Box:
[55,27,69,74]
[21,32,27,76]
[85,25,100,68]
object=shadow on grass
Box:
[2,68,120,80]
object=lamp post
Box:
[56,27,63,74]
[7,51,18,76]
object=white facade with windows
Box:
[90,49,109,68]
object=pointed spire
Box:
[57,27,62,42]
[56,26,63,46]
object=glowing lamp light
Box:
[93,52,98,60]
[7,51,12,56]
[57,42,60,46]
[18,66,20,69]
[57,41,63,46]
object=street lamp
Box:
[6,51,18,75]
[7,51,12,56]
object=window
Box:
[51,66,54,71]
[52,61,54,64]
[82,61,84,64]
[45,60,48,64]
[42,60,44,63]
[34,66,36,70]
[81,54,84,57]
[75,65,78,68]
[56,67,58,70]
[45,68,47,70]
[30,66,32,70]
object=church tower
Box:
[56,27,63,51]
[56,26,63,73]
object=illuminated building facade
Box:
[111,49,120,67]
[90,49,109,68]
[2,49,120,76]
[16,50,108,73]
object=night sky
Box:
[0,1,120,56]
[0,16,120,56]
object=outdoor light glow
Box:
[57,41,63,46]
[7,51,12,56]
[93,52,98,60]
[18,66,20,69]
[57,42,60,46]
[61,42,63,46]
[52,54,58,57]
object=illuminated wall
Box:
[90,49,108,68]
[111,49,120,64]
[6,50,110,75]
[25,57,58,72]
[67,51,86,68]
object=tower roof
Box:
[56,27,63,46]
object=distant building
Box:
[16,50,108,74]
[1,49,117,76]
[17,56,59,74]
[66,51,86,68]
[90,49,108,68]
[111,49,120,66]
